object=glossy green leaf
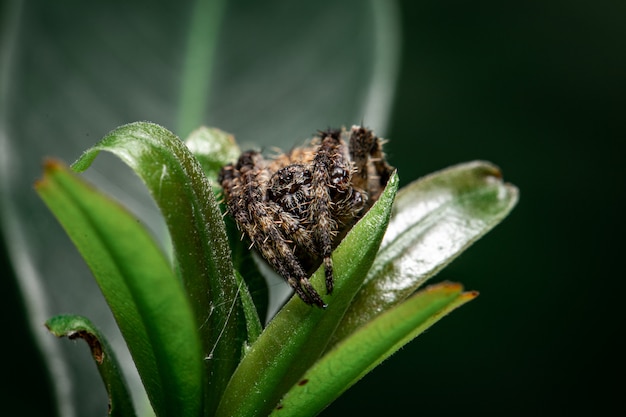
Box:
[72,122,244,415]
[35,161,202,417]
[331,161,519,344]
[272,283,477,416]
[215,172,400,417]
[45,315,136,417]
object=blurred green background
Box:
[1,0,624,415]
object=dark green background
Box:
[2,0,624,415]
[333,1,624,415]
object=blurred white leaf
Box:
[0,0,400,415]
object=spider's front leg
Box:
[309,131,352,295]
[263,204,327,308]
[220,151,326,307]
[252,201,326,308]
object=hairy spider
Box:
[218,126,394,308]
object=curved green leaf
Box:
[36,161,202,417]
[272,283,477,416]
[215,172,400,417]
[72,121,244,415]
[331,161,518,344]
[45,315,136,417]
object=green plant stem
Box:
[177,0,227,137]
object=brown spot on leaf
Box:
[68,330,104,364]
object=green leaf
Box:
[72,121,245,415]
[184,126,241,186]
[331,161,519,345]
[215,172,400,417]
[221,211,270,324]
[45,315,137,417]
[271,283,477,416]
[185,126,269,321]
[35,161,202,417]
[234,270,263,350]
[3,3,399,413]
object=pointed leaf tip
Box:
[331,161,517,345]
[272,282,476,416]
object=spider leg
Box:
[276,211,316,255]
[262,203,326,307]
[219,126,393,309]
[221,151,326,307]
[310,132,349,295]
[348,125,394,202]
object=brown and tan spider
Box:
[218,126,393,308]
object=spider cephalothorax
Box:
[218,126,393,307]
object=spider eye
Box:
[331,167,348,185]
[279,170,293,184]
